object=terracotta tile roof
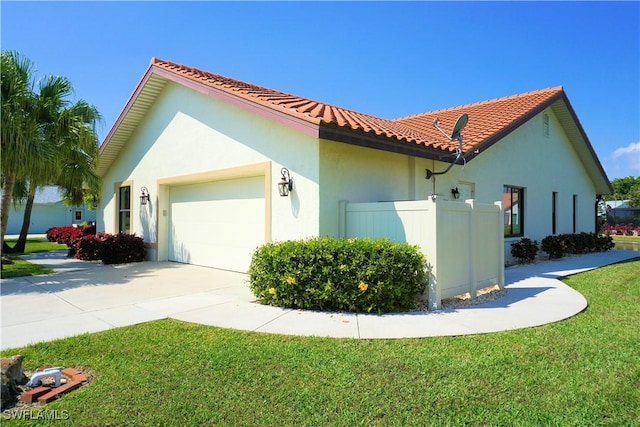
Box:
[151,59,564,155]
[100,58,610,193]
[151,58,435,147]
[392,87,564,153]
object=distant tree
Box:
[629,184,640,208]
[606,176,640,202]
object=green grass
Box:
[611,235,640,243]
[0,258,53,279]
[2,258,639,425]
[4,237,67,254]
[1,238,66,279]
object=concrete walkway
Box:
[1,250,638,349]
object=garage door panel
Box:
[168,176,265,272]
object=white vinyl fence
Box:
[340,198,504,310]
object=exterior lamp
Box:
[451,187,460,199]
[140,187,150,205]
[278,168,294,197]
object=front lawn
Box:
[611,235,640,243]
[1,238,66,279]
[0,258,53,279]
[3,237,67,254]
[2,258,639,425]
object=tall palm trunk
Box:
[8,185,36,254]
[1,166,18,259]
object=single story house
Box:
[606,200,640,223]
[4,186,96,235]
[97,58,612,272]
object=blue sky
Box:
[2,1,639,180]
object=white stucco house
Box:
[96,58,612,273]
[4,186,96,235]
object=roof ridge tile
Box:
[392,86,564,121]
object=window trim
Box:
[504,185,524,237]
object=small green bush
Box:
[510,238,538,264]
[249,237,427,314]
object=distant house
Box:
[606,200,640,223]
[4,186,96,235]
[97,58,612,271]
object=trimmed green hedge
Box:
[249,237,427,314]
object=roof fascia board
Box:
[319,125,449,160]
[99,66,158,155]
[469,93,563,160]
[557,92,613,194]
[150,66,320,139]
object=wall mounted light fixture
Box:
[451,187,460,199]
[140,187,150,205]
[278,168,294,197]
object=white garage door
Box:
[168,176,265,272]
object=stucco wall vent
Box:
[543,112,550,138]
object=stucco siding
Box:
[99,81,321,257]
[6,204,96,234]
[413,108,598,258]
[318,108,599,260]
[318,140,421,237]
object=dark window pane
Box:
[120,186,131,210]
[119,185,131,233]
[504,186,524,237]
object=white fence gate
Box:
[340,198,504,310]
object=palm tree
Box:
[7,101,102,253]
[1,50,101,255]
[1,51,44,257]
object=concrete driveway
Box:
[1,249,638,349]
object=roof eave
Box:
[97,63,321,177]
[319,123,452,160]
[466,92,564,162]
[465,92,612,195]
[553,92,613,194]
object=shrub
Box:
[601,223,640,236]
[74,233,110,261]
[101,233,146,265]
[541,235,566,259]
[541,232,615,259]
[510,238,538,264]
[595,234,615,252]
[249,237,426,314]
[81,224,96,236]
[46,226,83,247]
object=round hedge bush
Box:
[249,237,427,314]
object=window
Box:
[573,194,578,233]
[504,186,524,237]
[74,210,83,221]
[118,185,131,233]
[552,192,558,234]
